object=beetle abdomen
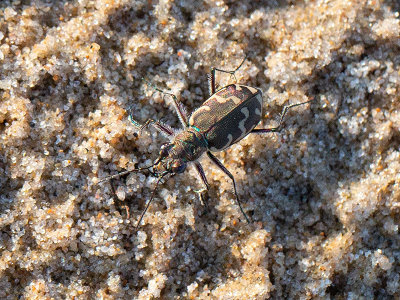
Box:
[189,84,263,151]
[206,94,263,151]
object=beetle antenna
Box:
[135,172,170,229]
[98,168,144,183]
[97,156,164,184]
[234,55,247,73]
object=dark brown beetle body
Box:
[153,83,262,176]
[101,57,312,228]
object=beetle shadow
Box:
[239,10,400,298]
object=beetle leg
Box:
[142,78,189,128]
[207,72,216,96]
[209,56,248,94]
[109,177,131,219]
[194,161,210,190]
[251,99,313,134]
[206,151,251,224]
[129,116,175,137]
[193,162,210,208]
[135,173,169,229]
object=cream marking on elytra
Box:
[233,107,250,144]
[234,84,243,91]
[215,95,242,105]
[238,107,249,134]
[189,105,211,126]
[255,94,263,116]
[246,86,258,94]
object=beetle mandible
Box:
[100,56,312,228]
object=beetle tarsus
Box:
[251,99,313,134]
[209,55,247,93]
[134,172,169,229]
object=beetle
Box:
[100,57,312,228]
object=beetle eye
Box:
[159,143,171,158]
[172,161,186,174]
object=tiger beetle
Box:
[100,56,312,228]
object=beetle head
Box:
[153,143,187,176]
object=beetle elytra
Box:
[100,57,312,228]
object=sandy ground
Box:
[0,0,399,299]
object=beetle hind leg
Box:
[128,115,175,137]
[251,99,313,134]
[207,151,251,224]
[208,56,247,95]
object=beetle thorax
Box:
[171,128,208,162]
[152,129,207,175]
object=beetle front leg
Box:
[129,115,175,137]
[193,162,210,207]
[142,79,189,128]
[207,151,251,224]
[194,162,210,191]
[251,99,313,134]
